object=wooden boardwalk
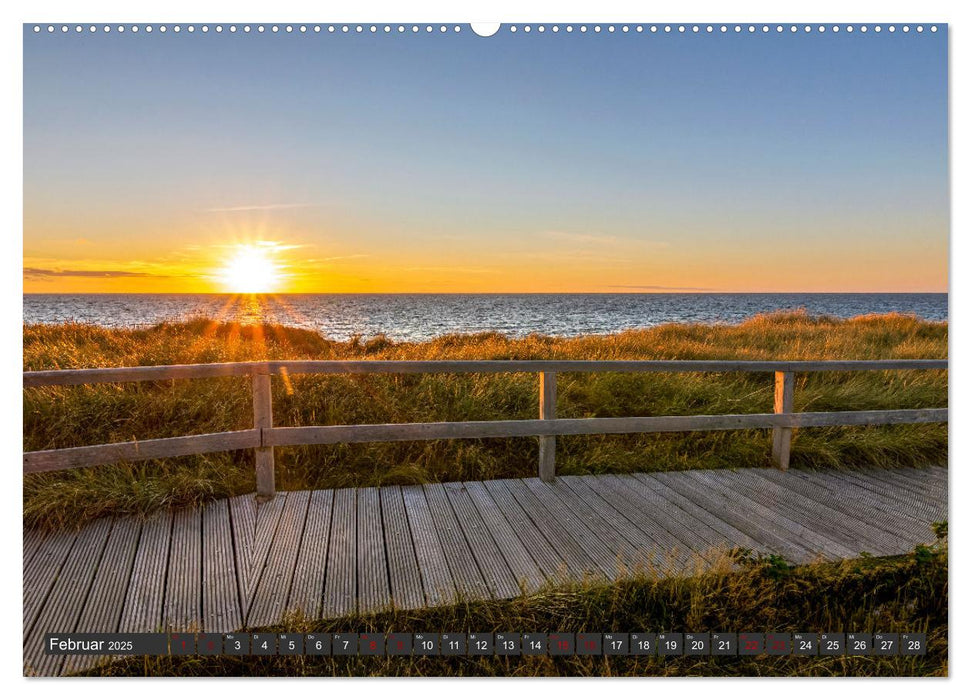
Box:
[23,466,947,676]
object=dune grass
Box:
[24,311,947,530]
[83,530,948,677]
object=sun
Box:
[218,245,281,293]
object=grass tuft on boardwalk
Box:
[24,311,947,530]
[83,531,948,677]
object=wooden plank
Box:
[62,517,142,674]
[443,482,522,599]
[422,483,491,599]
[356,487,392,614]
[23,528,78,640]
[23,528,47,571]
[849,467,949,521]
[119,509,172,633]
[288,489,334,620]
[202,499,243,632]
[836,470,943,520]
[25,429,261,474]
[538,372,556,481]
[860,468,938,496]
[380,486,425,610]
[24,361,259,387]
[539,477,661,568]
[683,470,857,560]
[798,470,931,517]
[553,476,667,574]
[498,478,605,579]
[480,479,571,585]
[252,371,275,498]
[401,485,456,606]
[719,469,909,556]
[866,468,947,499]
[248,491,310,627]
[758,469,933,546]
[23,518,112,677]
[266,358,948,376]
[228,494,257,605]
[927,465,949,483]
[772,371,795,469]
[246,493,287,610]
[627,473,765,553]
[651,470,815,562]
[25,358,945,388]
[465,481,547,592]
[265,408,947,448]
[163,506,202,631]
[322,489,356,617]
[792,470,940,542]
[576,475,705,572]
[609,474,729,556]
[504,478,614,579]
[881,466,947,489]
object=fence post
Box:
[539,371,557,482]
[252,366,275,499]
[771,371,795,470]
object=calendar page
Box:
[20,7,949,683]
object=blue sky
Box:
[23,25,948,292]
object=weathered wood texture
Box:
[538,371,557,482]
[23,429,260,474]
[265,409,947,447]
[772,371,795,470]
[24,466,947,676]
[251,371,275,498]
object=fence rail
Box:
[23,359,948,496]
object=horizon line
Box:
[21,290,949,296]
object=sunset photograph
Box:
[22,19,948,681]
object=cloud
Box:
[203,203,317,213]
[23,267,166,279]
[307,254,369,262]
[542,231,620,245]
[608,284,717,291]
[405,266,496,274]
[540,231,669,249]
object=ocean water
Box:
[23,293,947,342]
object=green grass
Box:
[83,532,948,677]
[24,311,947,530]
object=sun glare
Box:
[218,245,281,294]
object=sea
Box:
[23,293,947,342]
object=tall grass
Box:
[24,312,947,530]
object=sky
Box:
[23,25,948,294]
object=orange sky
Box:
[23,214,949,294]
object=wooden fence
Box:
[23,359,948,497]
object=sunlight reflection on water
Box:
[23,293,947,342]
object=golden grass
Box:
[24,311,947,530]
